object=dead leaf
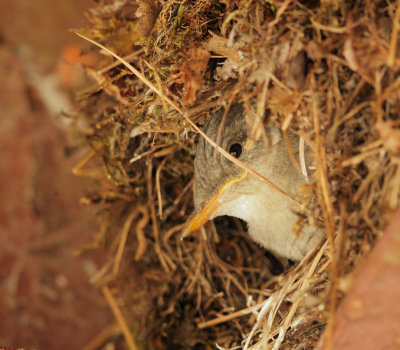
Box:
[286,50,306,90]
[343,34,387,86]
[203,32,241,64]
[177,42,210,106]
[376,121,400,157]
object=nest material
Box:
[73,0,400,349]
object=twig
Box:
[197,301,266,329]
[271,242,327,350]
[213,95,235,161]
[147,159,170,273]
[156,155,170,219]
[173,178,194,206]
[312,96,337,350]
[102,285,139,350]
[310,18,350,34]
[134,206,149,261]
[72,144,104,177]
[268,0,293,28]
[82,323,120,350]
[113,209,139,277]
[75,32,298,203]
[331,101,371,135]
[243,298,274,350]
[96,49,144,75]
[387,0,400,67]
[341,148,382,167]
[299,136,309,182]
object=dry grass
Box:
[72,0,400,349]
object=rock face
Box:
[0,1,113,348]
[317,207,400,350]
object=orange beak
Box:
[181,171,247,239]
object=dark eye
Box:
[229,143,242,158]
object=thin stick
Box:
[173,177,194,206]
[134,206,149,261]
[341,148,382,167]
[373,74,400,122]
[213,97,235,161]
[310,19,350,34]
[72,144,103,176]
[243,298,274,350]
[147,160,170,273]
[312,98,337,350]
[387,0,400,67]
[268,0,293,28]
[82,323,120,350]
[197,300,266,329]
[75,32,297,202]
[113,209,138,277]
[96,49,144,75]
[156,155,169,219]
[271,241,326,350]
[331,101,370,135]
[102,285,139,350]
[299,136,309,181]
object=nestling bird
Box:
[183,104,323,261]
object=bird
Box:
[182,104,323,261]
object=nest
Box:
[71,0,400,349]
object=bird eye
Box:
[229,143,242,158]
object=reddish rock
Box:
[317,208,400,350]
[0,1,113,349]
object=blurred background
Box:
[2,1,400,349]
[0,1,113,348]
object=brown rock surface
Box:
[317,207,400,350]
[0,1,113,349]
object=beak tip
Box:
[180,226,191,240]
[181,172,247,241]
